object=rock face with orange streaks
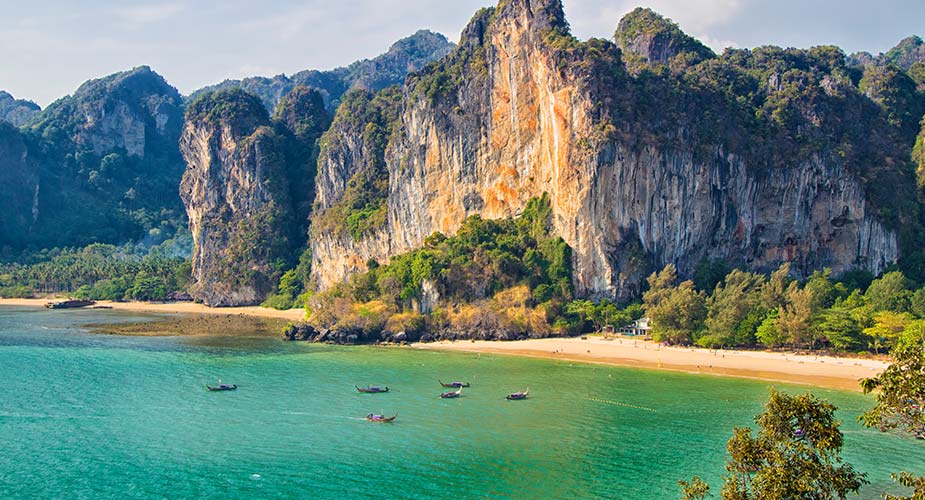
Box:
[309,0,904,299]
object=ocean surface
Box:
[1,306,923,500]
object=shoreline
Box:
[413,338,889,392]
[0,298,306,321]
[2,297,888,390]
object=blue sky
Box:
[2,0,923,107]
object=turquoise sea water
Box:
[0,307,923,499]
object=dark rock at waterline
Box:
[282,323,318,341]
[283,322,533,344]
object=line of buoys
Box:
[586,397,657,412]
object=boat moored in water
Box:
[366,413,397,423]
[439,381,470,388]
[207,384,238,391]
[356,385,390,393]
[440,387,463,399]
[506,389,529,400]
[45,299,96,309]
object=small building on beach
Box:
[619,317,651,337]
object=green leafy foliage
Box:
[678,477,712,500]
[185,87,268,128]
[860,320,925,500]
[644,262,925,352]
[615,7,715,69]
[0,242,190,299]
[719,389,867,499]
[861,321,925,437]
[262,249,313,310]
[333,194,573,308]
[643,264,707,344]
[302,195,656,338]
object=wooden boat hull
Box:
[356,385,389,393]
[440,389,462,398]
[506,390,528,400]
[207,385,237,392]
[366,415,397,423]
[439,381,470,388]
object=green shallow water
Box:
[1,307,923,499]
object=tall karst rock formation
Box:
[180,88,330,306]
[310,0,911,299]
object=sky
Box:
[1,0,923,107]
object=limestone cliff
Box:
[180,89,294,305]
[310,0,910,299]
[180,88,330,306]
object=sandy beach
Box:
[415,337,889,391]
[2,297,888,390]
[0,298,306,321]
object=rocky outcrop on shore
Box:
[282,323,542,345]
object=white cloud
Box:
[115,2,186,25]
[696,34,739,52]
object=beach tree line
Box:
[644,263,925,354]
[0,242,191,301]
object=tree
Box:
[776,282,815,348]
[911,287,925,318]
[756,311,786,348]
[644,265,707,344]
[861,321,925,499]
[759,263,791,311]
[720,389,867,499]
[679,477,712,500]
[816,307,863,351]
[702,269,765,347]
[864,311,913,354]
[805,269,841,311]
[866,271,913,313]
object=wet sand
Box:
[0,298,305,321]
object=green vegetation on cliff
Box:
[186,87,268,129]
[7,67,187,253]
[307,195,588,337]
[312,87,403,240]
[0,90,40,127]
[615,7,715,69]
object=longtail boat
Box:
[356,385,390,393]
[439,381,470,388]
[206,384,238,392]
[366,413,397,423]
[440,387,463,399]
[506,389,529,400]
